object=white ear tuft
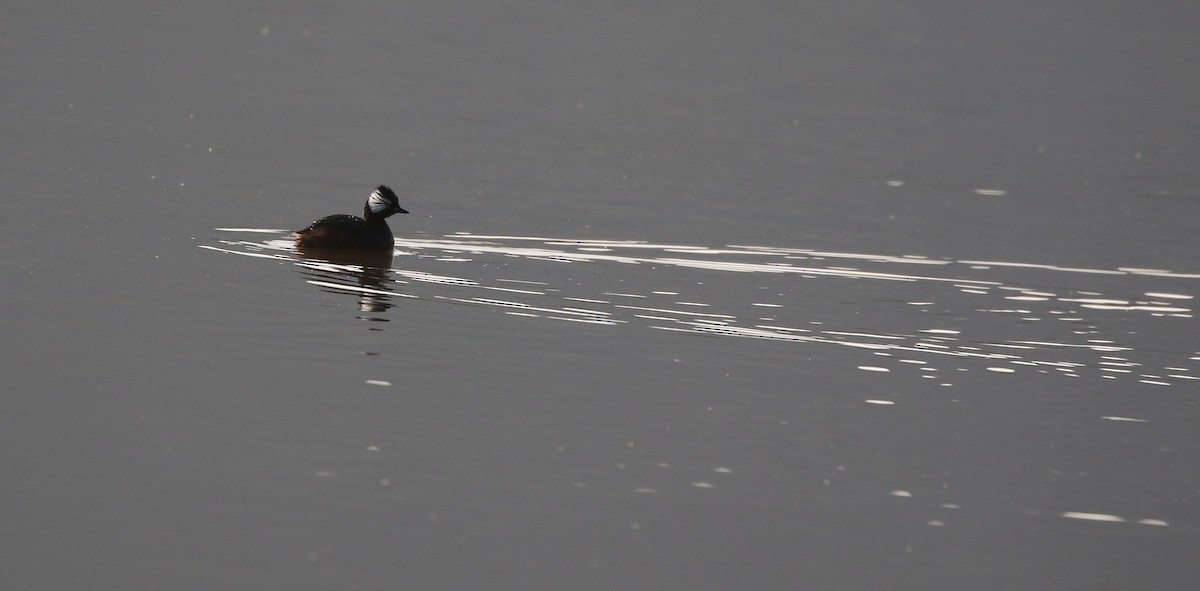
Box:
[368,189,390,214]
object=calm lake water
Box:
[4,1,1200,589]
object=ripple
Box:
[204,230,1200,391]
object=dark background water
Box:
[4,1,1200,589]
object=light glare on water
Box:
[205,229,1200,394]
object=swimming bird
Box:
[293,185,409,250]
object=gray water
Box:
[4,1,1200,589]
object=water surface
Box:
[4,1,1200,589]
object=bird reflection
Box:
[295,248,397,313]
